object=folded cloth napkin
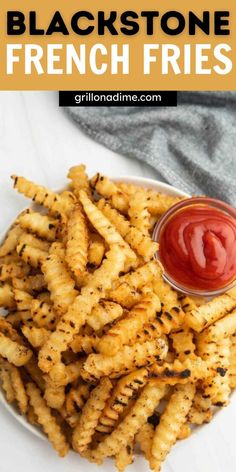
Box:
[65,92,236,205]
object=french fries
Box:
[0,164,235,472]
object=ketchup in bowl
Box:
[153,197,236,296]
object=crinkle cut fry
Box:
[185,293,236,333]
[21,325,50,348]
[136,422,154,460]
[11,175,74,218]
[81,337,168,381]
[26,382,69,457]
[88,233,105,269]
[0,283,15,309]
[41,253,77,315]
[86,301,123,331]
[96,368,148,433]
[0,357,15,403]
[0,224,24,257]
[97,198,158,260]
[115,440,134,472]
[148,357,208,385]
[72,377,112,453]
[16,242,47,269]
[68,164,91,197]
[18,211,58,241]
[7,362,28,414]
[91,383,167,461]
[31,299,59,330]
[128,189,151,236]
[170,329,195,360]
[79,190,137,271]
[38,246,125,380]
[66,204,89,279]
[0,332,32,366]
[90,173,129,213]
[97,293,161,355]
[109,260,161,308]
[198,309,236,342]
[197,335,231,406]
[151,384,195,465]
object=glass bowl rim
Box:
[152,196,236,297]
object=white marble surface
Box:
[0,91,235,472]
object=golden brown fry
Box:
[88,233,105,269]
[72,377,112,453]
[188,390,212,425]
[98,293,161,355]
[177,423,191,440]
[80,190,137,271]
[70,334,100,354]
[21,325,50,348]
[8,363,28,414]
[31,299,59,330]
[24,355,45,391]
[180,296,198,314]
[151,384,195,466]
[0,358,15,403]
[152,278,184,323]
[27,405,38,425]
[109,260,160,308]
[26,382,69,456]
[13,289,33,323]
[81,337,167,381]
[147,193,183,216]
[16,242,47,268]
[18,210,58,241]
[0,332,32,366]
[0,262,30,282]
[66,204,89,280]
[90,173,129,213]
[97,198,158,260]
[197,336,231,406]
[11,175,74,218]
[170,329,195,360]
[87,301,123,331]
[44,378,65,409]
[97,368,148,433]
[0,224,24,257]
[115,440,134,472]
[0,283,15,309]
[68,164,91,197]
[92,383,167,460]
[136,422,154,462]
[185,293,236,333]
[64,383,91,428]
[0,316,23,343]
[41,253,77,315]
[128,190,151,236]
[199,309,236,342]
[12,274,46,294]
[148,357,208,385]
[17,232,50,252]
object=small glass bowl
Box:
[152,197,236,297]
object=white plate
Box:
[0,176,189,441]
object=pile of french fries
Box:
[0,165,235,471]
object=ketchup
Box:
[159,203,236,291]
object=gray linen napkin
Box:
[66,92,236,205]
